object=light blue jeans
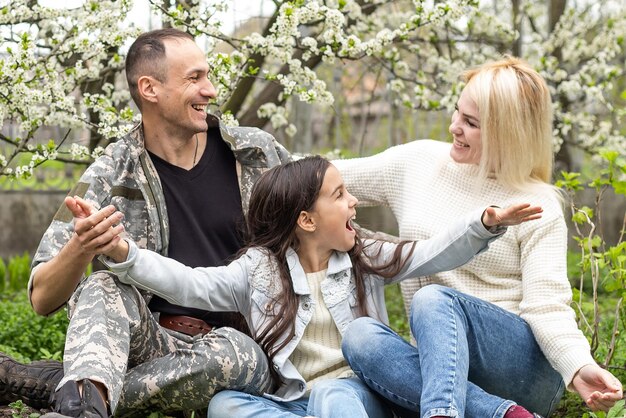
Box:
[206,376,395,418]
[342,285,565,418]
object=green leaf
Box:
[607,399,625,418]
[613,180,626,196]
[572,211,588,225]
[600,149,619,163]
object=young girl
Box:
[93,156,541,418]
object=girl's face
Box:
[449,88,482,165]
[308,164,359,253]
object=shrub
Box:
[0,291,67,362]
[557,150,626,372]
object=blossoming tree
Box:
[0,0,624,179]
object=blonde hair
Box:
[462,56,554,191]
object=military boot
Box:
[0,353,64,408]
[42,379,109,418]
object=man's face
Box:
[152,38,217,137]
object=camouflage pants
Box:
[60,271,272,417]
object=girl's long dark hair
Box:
[240,156,415,374]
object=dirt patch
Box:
[0,404,51,417]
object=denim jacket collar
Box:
[286,248,354,296]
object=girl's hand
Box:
[482,203,543,228]
[66,196,128,262]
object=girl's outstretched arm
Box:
[100,239,251,314]
[379,203,542,284]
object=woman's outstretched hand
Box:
[572,363,623,411]
[482,203,543,228]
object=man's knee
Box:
[69,271,141,318]
[204,327,271,392]
[81,271,132,294]
[73,271,133,304]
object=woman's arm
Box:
[332,148,395,208]
[517,214,623,410]
[571,364,623,411]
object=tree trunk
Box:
[549,0,571,172]
[511,0,523,57]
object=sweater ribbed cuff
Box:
[555,349,597,389]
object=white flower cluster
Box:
[539,2,626,153]
[70,143,91,160]
[219,112,239,127]
[257,103,289,130]
[0,0,138,179]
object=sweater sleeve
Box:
[517,213,595,387]
[332,142,408,208]
[333,140,446,213]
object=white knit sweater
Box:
[289,270,352,391]
[333,139,595,386]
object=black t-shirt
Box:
[147,127,248,330]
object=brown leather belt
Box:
[159,314,214,336]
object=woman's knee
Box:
[410,284,454,318]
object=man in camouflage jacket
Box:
[13,28,290,417]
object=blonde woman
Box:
[335,57,623,417]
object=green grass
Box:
[0,291,67,362]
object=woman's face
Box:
[449,88,482,165]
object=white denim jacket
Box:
[103,209,503,402]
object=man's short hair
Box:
[125,28,194,109]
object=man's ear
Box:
[137,76,159,104]
[297,210,316,233]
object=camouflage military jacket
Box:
[29,114,291,313]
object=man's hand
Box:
[481,203,543,228]
[66,196,125,257]
[30,197,127,315]
[572,364,623,412]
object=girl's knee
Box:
[343,318,401,377]
[310,378,354,400]
[207,390,245,418]
[342,317,382,359]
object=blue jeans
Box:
[206,376,395,418]
[342,285,565,418]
